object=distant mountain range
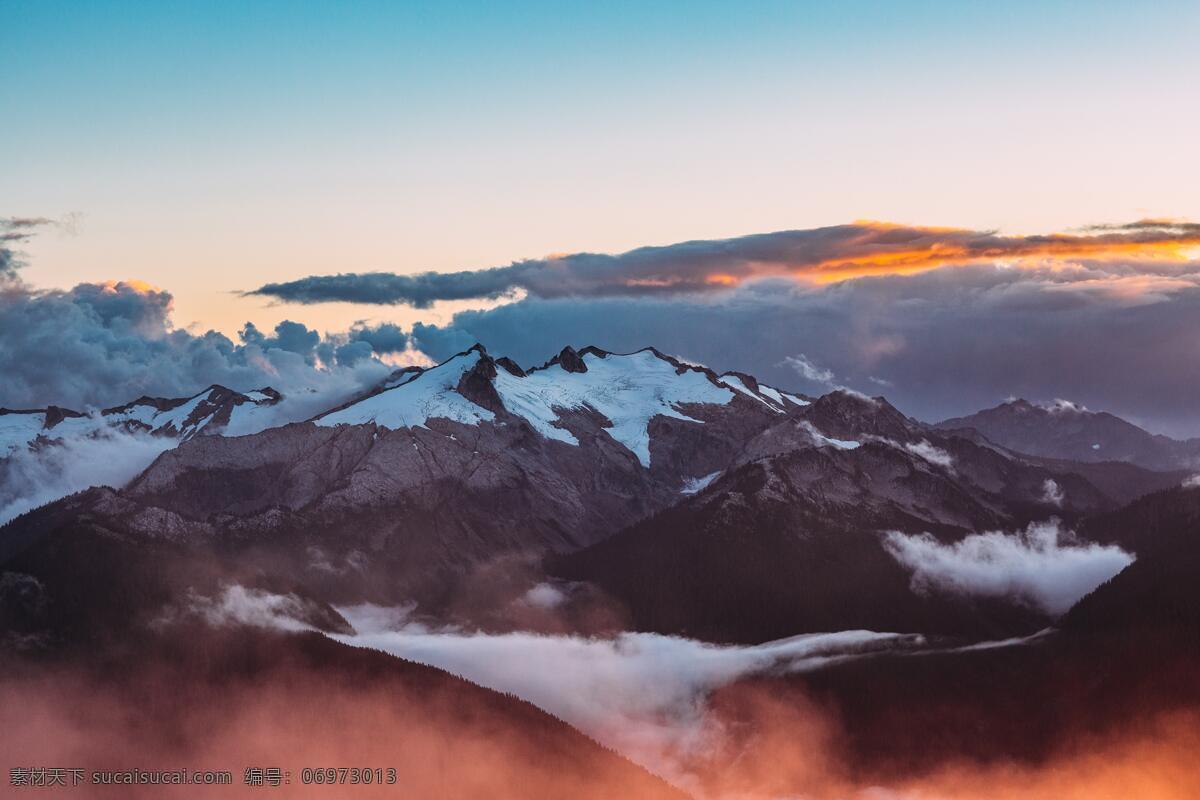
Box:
[937,397,1200,471]
[0,384,282,457]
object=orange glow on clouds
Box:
[97,279,164,295]
[802,221,1200,284]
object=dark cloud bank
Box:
[0,217,411,413]
[405,261,1200,437]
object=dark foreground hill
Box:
[0,625,688,800]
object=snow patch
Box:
[681,471,721,495]
[757,384,785,405]
[0,412,53,458]
[798,421,860,450]
[315,350,495,431]
[718,374,784,412]
[493,351,735,467]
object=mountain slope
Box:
[549,394,1183,643]
[2,343,1184,641]
[937,398,1200,471]
[3,345,803,606]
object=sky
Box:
[4,1,1200,432]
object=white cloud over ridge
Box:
[180,588,1055,793]
[0,427,174,524]
[883,521,1133,615]
[903,440,954,469]
[330,605,922,788]
[0,278,396,413]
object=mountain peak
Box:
[936,398,1199,470]
[42,405,86,430]
[539,345,589,374]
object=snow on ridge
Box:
[0,412,53,458]
[105,386,276,440]
[315,349,495,431]
[1,385,281,458]
[308,347,832,466]
[718,374,784,413]
[1038,398,1088,414]
[798,421,861,450]
[757,385,785,405]
[780,391,810,407]
[494,350,735,467]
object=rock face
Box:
[937,398,1200,471]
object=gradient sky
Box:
[5,0,1199,336]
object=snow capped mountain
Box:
[104,385,284,440]
[315,344,810,468]
[315,349,497,431]
[0,385,283,458]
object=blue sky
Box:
[6,1,1198,333]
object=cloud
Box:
[783,353,836,385]
[520,582,569,610]
[1042,479,1065,507]
[183,585,318,633]
[329,604,924,788]
[903,440,954,469]
[883,521,1133,615]
[0,426,175,524]
[246,220,1200,306]
[400,253,1200,436]
[0,279,397,412]
[1,217,58,280]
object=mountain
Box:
[0,384,283,457]
[5,341,1200,797]
[3,343,1183,646]
[715,485,1200,789]
[67,345,811,603]
[936,398,1200,471]
[548,390,1183,642]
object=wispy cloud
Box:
[330,605,923,787]
[1,217,59,279]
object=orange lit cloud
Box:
[801,220,1200,284]
[248,219,1200,306]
